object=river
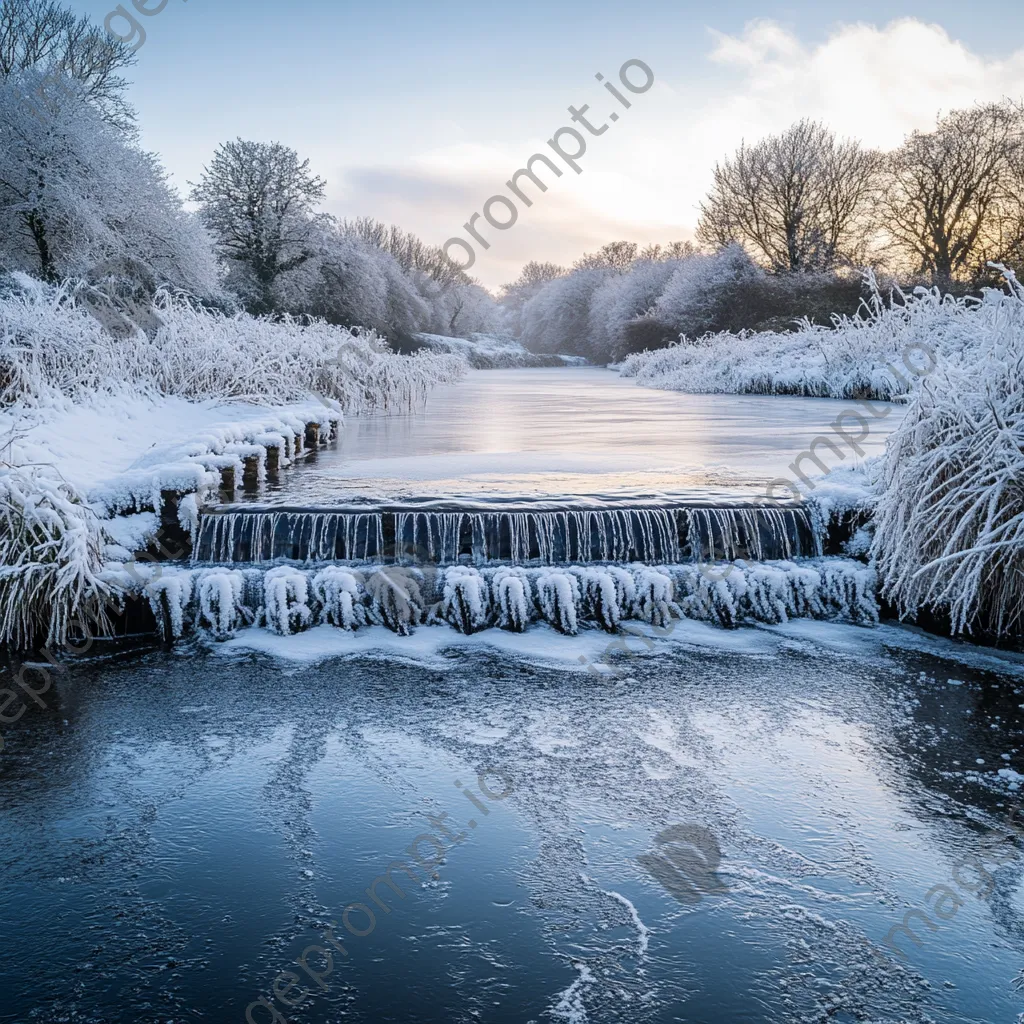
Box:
[2,369,1022,1024]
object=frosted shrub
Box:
[569,567,622,632]
[872,271,1024,635]
[439,566,491,634]
[491,567,533,632]
[633,568,679,627]
[312,567,369,630]
[365,567,426,635]
[535,570,581,635]
[0,462,116,648]
[620,276,981,402]
[145,568,194,640]
[196,569,248,639]
[261,566,313,635]
[673,564,745,627]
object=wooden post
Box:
[242,454,260,490]
[305,422,320,447]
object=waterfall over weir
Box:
[193,504,822,566]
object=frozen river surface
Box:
[248,368,905,505]
[2,622,1024,1023]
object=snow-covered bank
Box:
[618,277,985,401]
[0,280,467,648]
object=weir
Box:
[193,503,822,566]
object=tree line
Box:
[503,104,1024,361]
[0,0,501,343]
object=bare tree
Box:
[573,240,639,272]
[698,120,882,272]
[190,140,326,314]
[639,240,695,261]
[0,0,136,129]
[882,101,1024,286]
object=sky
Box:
[72,0,1024,289]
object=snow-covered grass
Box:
[3,277,465,410]
[872,269,1024,637]
[0,462,116,648]
[618,277,986,402]
[414,332,586,369]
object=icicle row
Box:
[142,558,876,639]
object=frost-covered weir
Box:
[193,504,822,566]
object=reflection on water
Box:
[2,624,1023,1022]
[246,368,905,505]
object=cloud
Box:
[703,18,1024,149]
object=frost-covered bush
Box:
[414,332,577,368]
[491,567,533,632]
[261,566,313,635]
[535,570,581,634]
[0,461,116,647]
[569,567,624,632]
[0,278,465,411]
[633,568,680,627]
[196,569,248,639]
[872,269,1024,636]
[312,566,369,630]
[620,276,980,401]
[439,566,491,634]
[365,567,426,635]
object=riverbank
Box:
[0,280,465,649]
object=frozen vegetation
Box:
[414,332,586,369]
[872,269,1024,638]
[618,274,989,401]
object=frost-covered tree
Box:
[276,220,430,339]
[520,268,610,357]
[882,102,1024,287]
[190,140,326,314]
[639,240,695,261]
[498,261,565,335]
[0,0,136,130]
[698,120,882,272]
[0,71,219,296]
[654,244,761,335]
[573,240,639,272]
[339,216,467,287]
[588,257,681,361]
